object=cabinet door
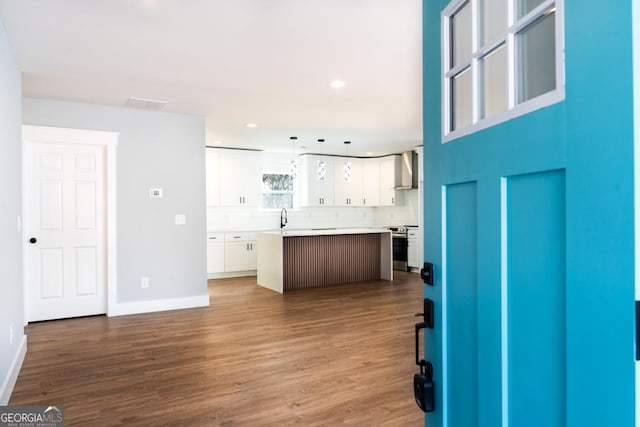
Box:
[218,150,262,206]
[380,155,400,206]
[248,241,257,270]
[334,158,363,206]
[301,155,335,206]
[225,241,250,271]
[207,242,225,273]
[206,150,220,206]
[239,154,262,206]
[362,159,380,206]
[407,239,419,268]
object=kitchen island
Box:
[257,228,393,293]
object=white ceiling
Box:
[0,0,423,157]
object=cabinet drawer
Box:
[407,229,419,238]
[207,232,225,242]
[225,232,250,241]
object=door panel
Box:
[41,179,63,229]
[75,181,97,229]
[506,170,566,427]
[75,247,98,296]
[444,181,478,427]
[40,248,63,298]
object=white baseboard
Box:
[107,294,210,317]
[0,335,27,405]
[207,270,256,280]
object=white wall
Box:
[22,97,208,305]
[207,151,420,232]
[0,19,25,404]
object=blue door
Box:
[422,1,635,426]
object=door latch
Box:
[421,262,434,286]
[414,320,435,412]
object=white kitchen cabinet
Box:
[333,157,363,206]
[300,155,334,206]
[380,155,401,206]
[205,149,220,206]
[407,228,420,269]
[224,232,257,272]
[248,241,257,269]
[361,158,380,206]
[218,150,262,206]
[206,233,225,274]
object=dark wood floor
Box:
[11,272,425,426]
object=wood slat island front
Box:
[257,229,393,293]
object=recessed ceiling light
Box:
[366,151,373,155]
[329,80,346,88]
[246,123,257,128]
[213,140,223,145]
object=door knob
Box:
[29,237,37,244]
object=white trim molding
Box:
[22,125,118,320]
[108,294,210,317]
[0,335,27,405]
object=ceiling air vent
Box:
[126,97,168,111]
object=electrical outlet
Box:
[9,323,14,345]
[175,214,186,225]
[141,277,150,289]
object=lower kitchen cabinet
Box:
[207,233,225,274]
[407,228,419,269]
[224,232,257,272]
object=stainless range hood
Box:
[395,151,418,189]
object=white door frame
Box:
[22,125,118,323]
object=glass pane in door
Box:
[516,12,556,103]
[517,0,546,19]
[481,0,507,45]
[451,1,472,68]
[481,45,507,118]
[451,68,473,131]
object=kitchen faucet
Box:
[280,207,288,229]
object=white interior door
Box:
[25,141,106,322]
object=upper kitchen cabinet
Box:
[379,155,401,206]
[206,149,220,206]
[333,157,363,206]
[218,149,262,206]
[361,159,381,206]
[300,154,334,206]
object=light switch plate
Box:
[175,214,186,225]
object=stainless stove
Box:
[388,226,409,271]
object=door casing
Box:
[22,125,118,324]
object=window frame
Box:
[260,171,297,211]
[441,0,565,143]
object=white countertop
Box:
[259,228,390,237]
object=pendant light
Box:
[343,141,352,182]
[317,139,326,181]
[289,136,298,178]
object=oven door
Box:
[392,235,408,271]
